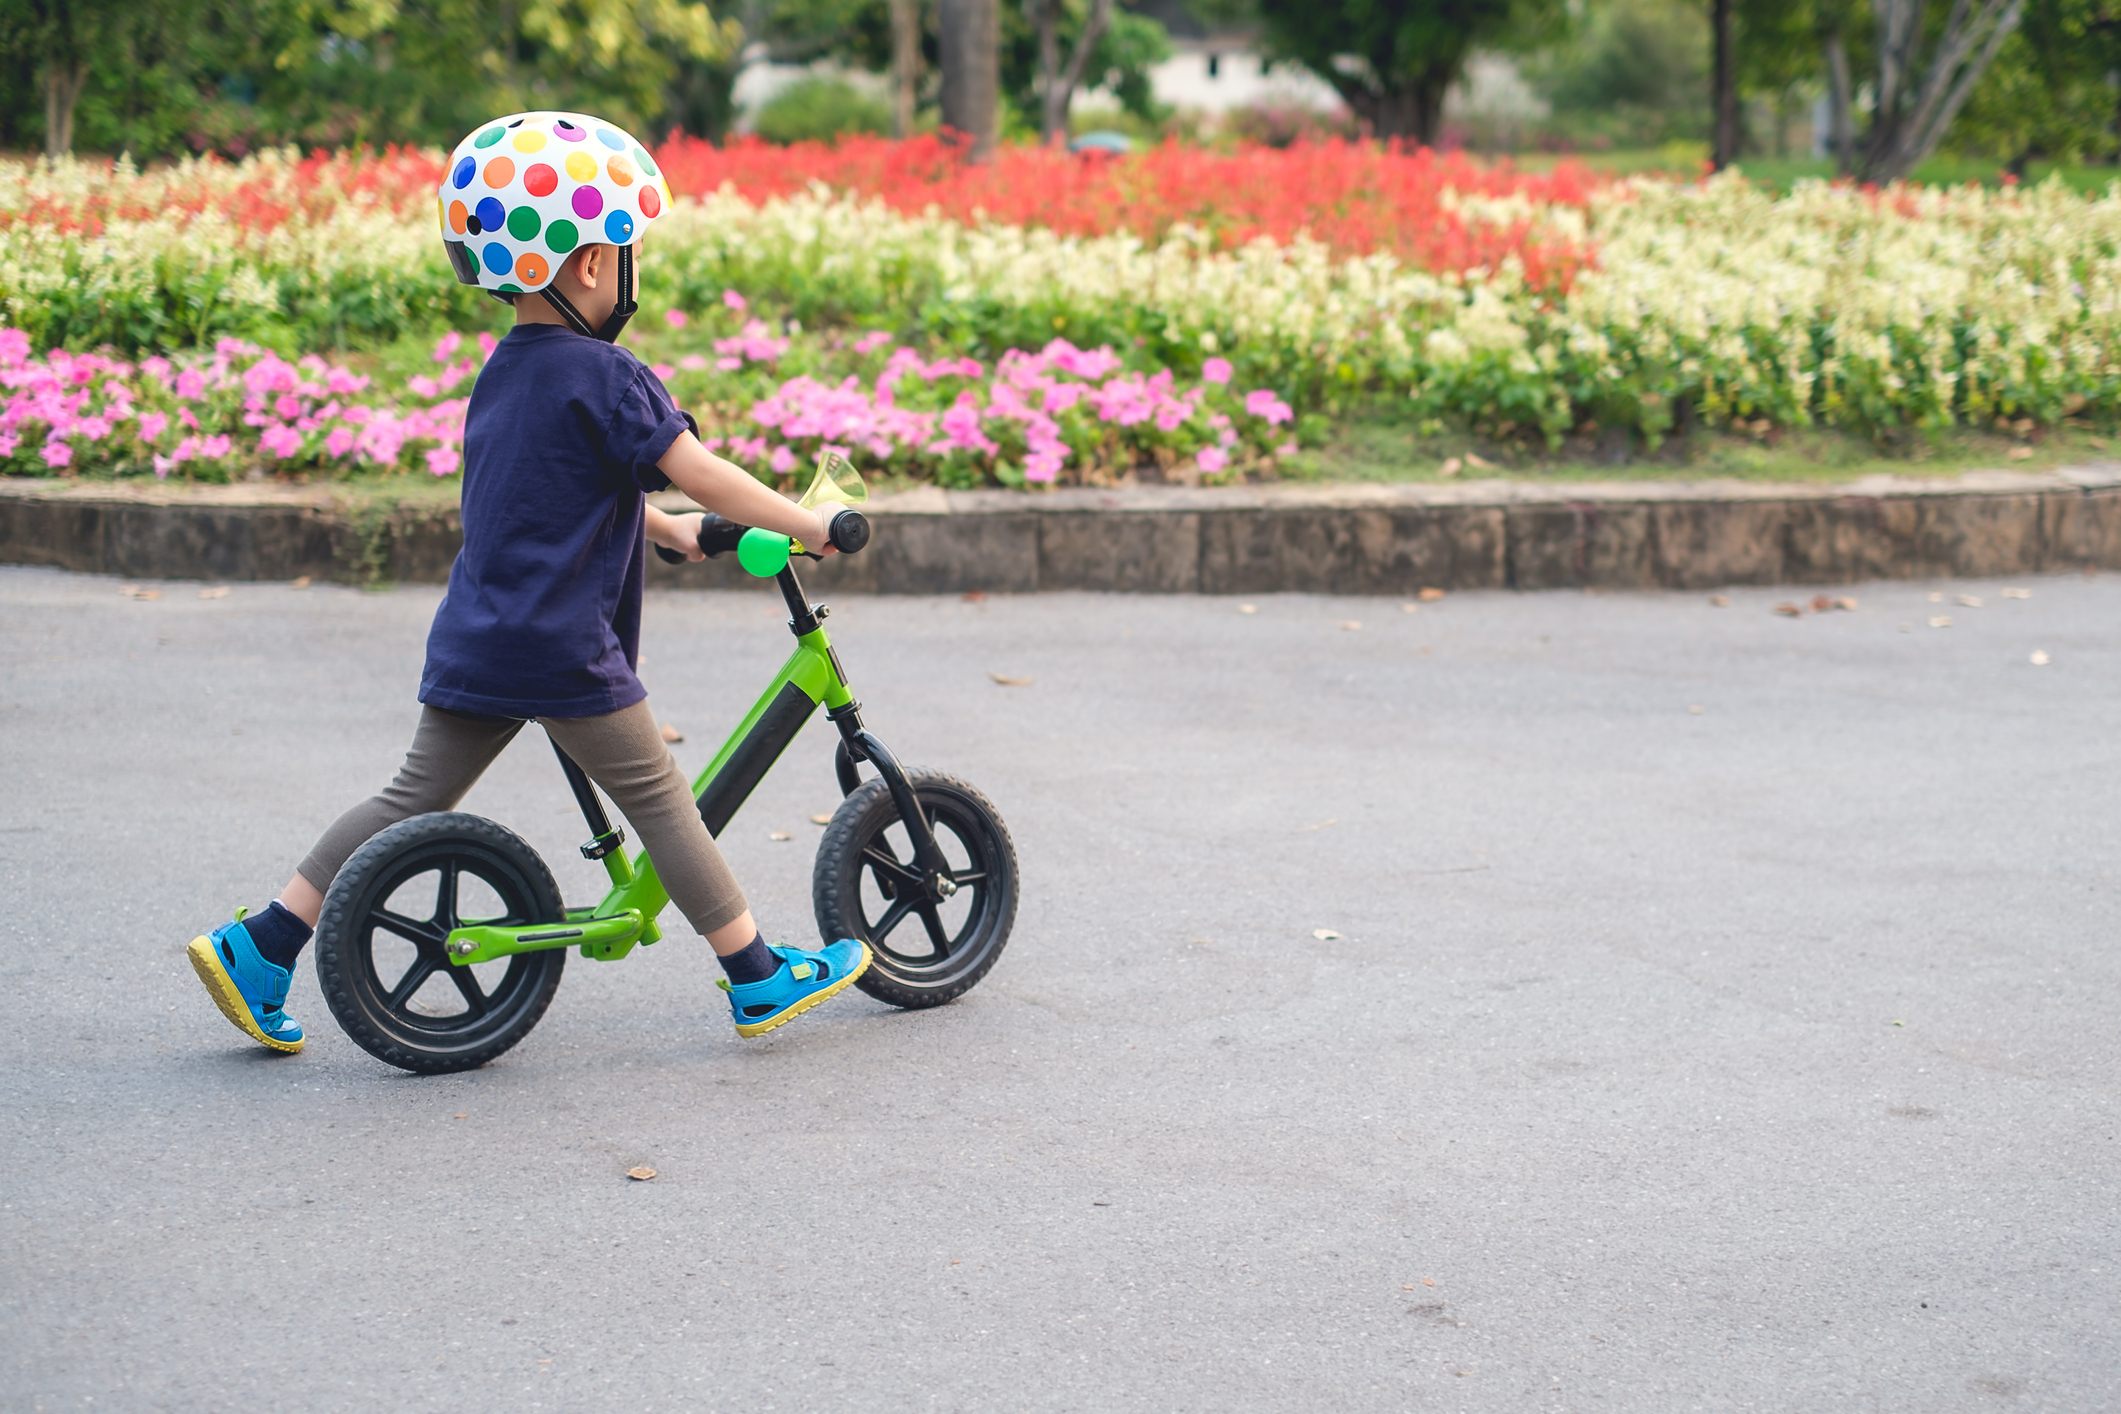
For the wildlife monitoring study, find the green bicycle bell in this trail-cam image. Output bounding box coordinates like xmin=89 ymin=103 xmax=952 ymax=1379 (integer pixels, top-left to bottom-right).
xmin=738 ymin=527 xmax=793 ymax=578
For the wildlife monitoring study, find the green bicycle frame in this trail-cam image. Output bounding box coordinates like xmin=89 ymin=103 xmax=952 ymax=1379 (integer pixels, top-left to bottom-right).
xmin=442 ymin=563 xmax=857 ymax=968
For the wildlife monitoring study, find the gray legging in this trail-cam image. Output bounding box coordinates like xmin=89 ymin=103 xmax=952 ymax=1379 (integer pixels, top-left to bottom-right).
xmin=297 ymin=701 xmax=748 ymax=937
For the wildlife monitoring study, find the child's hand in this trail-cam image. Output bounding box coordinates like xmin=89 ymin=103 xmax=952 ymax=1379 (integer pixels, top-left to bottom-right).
xmin=644 ymin=505 xmax=706 ymax=562
xmin=809 ymin=508 xmax=840 ymax=556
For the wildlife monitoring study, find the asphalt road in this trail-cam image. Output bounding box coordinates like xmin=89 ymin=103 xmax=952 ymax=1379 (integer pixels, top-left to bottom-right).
xmin=1 ymin=563 xmax=2116 ymax=1413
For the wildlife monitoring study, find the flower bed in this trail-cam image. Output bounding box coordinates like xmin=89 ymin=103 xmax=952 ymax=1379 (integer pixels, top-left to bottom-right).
xmin=6 ymin=144 xmax=2121 ymax=489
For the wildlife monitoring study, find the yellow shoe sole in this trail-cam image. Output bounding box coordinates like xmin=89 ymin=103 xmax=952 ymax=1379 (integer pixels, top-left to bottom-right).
xmin=187 ymin=934 xmax=304 ymax=1053
xmin=733 ymin=943 xmax=872 ymax=1039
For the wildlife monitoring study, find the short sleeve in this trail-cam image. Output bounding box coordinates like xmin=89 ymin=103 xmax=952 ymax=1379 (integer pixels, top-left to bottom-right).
xmin=601 ymin=367 xmax=697 ymax=494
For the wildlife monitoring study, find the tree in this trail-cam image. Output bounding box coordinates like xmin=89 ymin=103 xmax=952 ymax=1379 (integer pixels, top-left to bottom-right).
xmin=1710 ymin=0 xmax=1736 ymax=166
xmin=1855 ymin=0 xmax=2023 ymax=180
xmin=889 ymin=0 xmax=922 ymax=135
xmin=1254 ymin=0 xmax=1566 ymax=144
xmin=1025 ymin=0 xmax=1111 ymax=142
xmin=938 ymin=0 xmax=999 ymax=156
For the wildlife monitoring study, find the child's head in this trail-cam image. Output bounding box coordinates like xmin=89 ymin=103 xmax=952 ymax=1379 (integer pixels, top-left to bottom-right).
xmin=437 ymin=110 xmax=672 ymax=342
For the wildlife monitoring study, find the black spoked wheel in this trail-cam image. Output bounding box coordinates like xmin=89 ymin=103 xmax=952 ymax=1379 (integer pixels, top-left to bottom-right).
xmin=814 ymin=771 xmax=1018 ymax=1008
xmin=315 ymin=812 xmax=567 ymax=1074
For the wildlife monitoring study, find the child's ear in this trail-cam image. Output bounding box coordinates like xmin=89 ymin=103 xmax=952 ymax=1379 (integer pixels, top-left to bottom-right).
xmin=573 ymin=245 xmax=602 ymax=290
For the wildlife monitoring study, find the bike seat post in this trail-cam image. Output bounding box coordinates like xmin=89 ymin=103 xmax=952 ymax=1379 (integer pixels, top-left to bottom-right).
xmin=549 ymin=733 xmax=633 ymax=884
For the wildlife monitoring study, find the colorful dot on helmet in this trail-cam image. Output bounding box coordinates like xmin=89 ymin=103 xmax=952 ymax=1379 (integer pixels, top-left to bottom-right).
xmin=515 ymin=252 xmax=550 ymax=286
xmin=545 ymin=219 xmax=580 ymax=254
xmin=474 ymin=196 xmax=506 ymax=231
xmin=638 ymin=185 xmax=661 ymax=219
xmin=512 ymin=129 xmax=548 ymax=153
xmin=564 ymin=152 xmax=597 ymax=182
xmin=473 ymin=126 xmax=506 ymax=149
xmin=632 ymin=147 xmax=658 ymax=176
xmin=595 ymin=128 xmax=626 ymax=150
xmin=571 ymin=186 xmax=604 ymax=220
xmin=482 ymin=243 xmax=513 ymax=277
xmin=483 ymin=156 xmax=515 ymax=189
xmin=553 ymin=120 xmax=587 ymax=142
xmin=452 ymin=156 xmax=476 ymax=189
xmin=498 ymin=282 xmax=523 ymax=294
xmin=607 ymin=156 xmax=635 ymax=187
xmin=523 ymin=163 xmax=558 ymax=198
xmin=603 ymin=211 xmax=634 ymax=243
xmin=506 ymin=205 xmax=541 ymax=241
xmin=448 ymin=200 xmax=469 ymax=234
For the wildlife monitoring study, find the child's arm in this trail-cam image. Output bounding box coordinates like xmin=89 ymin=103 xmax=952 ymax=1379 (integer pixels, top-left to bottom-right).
xmin=655 ymin=432 xmax=836 ymax=554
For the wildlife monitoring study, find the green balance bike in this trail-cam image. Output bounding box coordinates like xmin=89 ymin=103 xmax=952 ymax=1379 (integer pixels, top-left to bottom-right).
xmin=312 ymin=459 xmax=1019 ymax=1074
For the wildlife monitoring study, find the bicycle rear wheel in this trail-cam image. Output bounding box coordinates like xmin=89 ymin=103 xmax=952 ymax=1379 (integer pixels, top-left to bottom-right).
xmin=314 ymin=812 xmax=567 ymax=1074
xmin=813 ymin=771 xmax=1018 ymax=1008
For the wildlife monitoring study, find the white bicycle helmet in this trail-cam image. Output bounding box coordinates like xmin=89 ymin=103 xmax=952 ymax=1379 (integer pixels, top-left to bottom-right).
xmin=437 ymin=111 xmax=674 ymax=341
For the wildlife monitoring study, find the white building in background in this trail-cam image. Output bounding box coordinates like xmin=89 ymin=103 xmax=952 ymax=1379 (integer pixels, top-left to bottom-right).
xmin=1142 ymin=42 xmax=1344 ymax=115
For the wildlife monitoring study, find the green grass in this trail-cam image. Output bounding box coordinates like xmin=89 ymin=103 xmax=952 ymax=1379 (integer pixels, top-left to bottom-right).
xmin=1513 ymin=146 xmax=2121 ymax=193
xmin=1279 ymin=405 xmax=2119 ymax=486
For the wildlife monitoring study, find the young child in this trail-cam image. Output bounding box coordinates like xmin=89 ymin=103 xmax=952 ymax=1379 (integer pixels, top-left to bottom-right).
xmin=187 ymin=111 xmax=868 ymax=1054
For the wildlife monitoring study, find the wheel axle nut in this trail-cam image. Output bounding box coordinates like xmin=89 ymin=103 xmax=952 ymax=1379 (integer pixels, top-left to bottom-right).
xmin=449 ymin=940 xmax=477 ymax=956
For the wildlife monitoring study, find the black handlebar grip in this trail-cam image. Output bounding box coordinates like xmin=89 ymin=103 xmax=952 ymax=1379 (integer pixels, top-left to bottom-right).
xmin=828 ymin=507 xmax=871 ymax=554
xmin=653 ymin=543 xmax=685 ymax=564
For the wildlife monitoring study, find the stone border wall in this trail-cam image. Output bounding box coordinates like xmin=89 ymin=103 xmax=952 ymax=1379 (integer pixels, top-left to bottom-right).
xmin=6 ymin=469 xmax=2120 ymax=594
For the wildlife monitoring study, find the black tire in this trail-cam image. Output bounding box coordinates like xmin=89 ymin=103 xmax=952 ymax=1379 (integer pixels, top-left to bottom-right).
xmin=315 ymin=812 xmax=567 ymax=1074
xmin=813 ymin=771 xmax=1018 ymax=1008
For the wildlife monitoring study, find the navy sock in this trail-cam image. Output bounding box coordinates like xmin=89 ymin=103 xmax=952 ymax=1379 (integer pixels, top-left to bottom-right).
xmin=718 ymin=933 xmax=779 ymax=986
xmin=245 ymin=900 xmax=313 ymax=971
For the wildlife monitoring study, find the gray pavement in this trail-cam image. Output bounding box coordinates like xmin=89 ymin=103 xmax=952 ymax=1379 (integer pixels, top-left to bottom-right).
xmin=1 ymin=564 xmax=2116 ymax=1413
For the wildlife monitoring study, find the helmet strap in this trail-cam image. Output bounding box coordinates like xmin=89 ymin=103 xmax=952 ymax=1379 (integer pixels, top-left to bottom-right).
xmin=537 ymin=244 xmax=637 ymax=344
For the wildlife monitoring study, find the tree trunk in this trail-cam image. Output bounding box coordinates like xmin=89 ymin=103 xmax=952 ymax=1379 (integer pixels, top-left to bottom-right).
xmin=890 ymin=0 xmax=922 ymax=138
xmin=938 ymin=0 xmax=999 ymax=160
xmin=1711 ymin=0 xmax=1738 ymax=168
xmin=1034 ymin=0 xmax=1113 ymax=144
xmin=1823 ymin=31 xmax=1854 ymax=172
xmin=1332 ymin=67 xmax=1450 ymax=145
xmin=43 ymin=59 xmax=85 ymax=158
xmin=1858 ymin=0 xmax=2023 ymax=182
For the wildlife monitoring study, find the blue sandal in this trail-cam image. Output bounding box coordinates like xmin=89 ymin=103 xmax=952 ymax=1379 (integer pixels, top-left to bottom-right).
xmin=187 ymin=910 xmax=305 ymax=1053
xmin=718 ymin=939 xmax=870 ymax=1038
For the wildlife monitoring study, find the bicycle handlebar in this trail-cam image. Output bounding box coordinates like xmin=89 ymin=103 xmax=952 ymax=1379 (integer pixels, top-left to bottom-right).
xmin=653 ymin=505 xmax=870 ymax=567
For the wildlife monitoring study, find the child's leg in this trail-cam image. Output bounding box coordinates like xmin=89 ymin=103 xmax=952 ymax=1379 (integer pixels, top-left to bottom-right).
xmin=541 ymin=701 xmax=870 ymax=1035
xmin=188 ymin=707 xmax=523 ymax=1052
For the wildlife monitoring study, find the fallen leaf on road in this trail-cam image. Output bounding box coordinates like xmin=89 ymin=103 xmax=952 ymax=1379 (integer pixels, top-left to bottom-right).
xmin=1956 ymin=594 xmax=1984 ymax=608
xmin=1890 ymin=1020 xmax=1904 ymax=1027
xmin=2030 ymin=649 xmax=2051 ymax=665
xmin=126 ymin=587 xmax=161 ymax=600
xmin=627 ymin=1166 xmax=657 ymax=1181
xmin=810 ymin=813 xmax=832 ymax=825
xmin=1810 ymin=594 xmax=1834 ymax=612
xmin=961 ymin=591 xmax=987 ymax=603
xmin=1424 ymin=1278 xmax=1437 ymax=1287
xmin=1688 ymin=705 xmax=1704 ymax=714
xmin=290 ymin=576 xmax=312 ymax=589
xmin=990 ymin=673 xmax=1034 ymax=686
xmin=1293 ymin=818 xmax=1337 ymax=833
xmin=1928 ymin=591 xmax=1944 ymax=602
xmin=768 ymin=831 xmax=792 ymax=841
xmin=1439 ymin=457 xmax=1463 ymax=477
xmin=1709 ymin=594 xmax=1730 ymax=607
xmin=453 ymin=1113 xmax=467 ymax=1119
xmin=2008 ymin=445 xmax=2034 ymax=459
xmin=2002 ymin=587 xmax=2032 ymax=599
xmin=1930 ymin=616 xmax=1953 ymax=628
xmin=1835 ymin=596 xmax=1858 ymax=611
xmin=1773 ymin=602 xmax=1802 ymax=617
xmin=660 ymin=722 xmax=684 ymax=743
xmin=1238 ymin=603 xmax=1258 ymax=614
xmin=1340 ymin=620 xmax=1362 ymax=631
xmin=1418 ymin=586 xmax=1446 ymax=601
xmin=1402 ymin=602 xmax=1421 ymax=613
xmin=198 ymin=586 xmax=230 ymax=599
xmin=1312 ymin=928 xmax=1341 ymax=941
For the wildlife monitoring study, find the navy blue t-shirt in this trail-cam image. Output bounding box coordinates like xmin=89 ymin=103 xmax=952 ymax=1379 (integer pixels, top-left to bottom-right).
xmin=419 ymin=324 xmax=696 ymax=719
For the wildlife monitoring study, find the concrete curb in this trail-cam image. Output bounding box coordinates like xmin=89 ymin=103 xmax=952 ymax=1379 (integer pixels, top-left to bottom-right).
xmin=7 ymin=468 xmax=2121 ymax=594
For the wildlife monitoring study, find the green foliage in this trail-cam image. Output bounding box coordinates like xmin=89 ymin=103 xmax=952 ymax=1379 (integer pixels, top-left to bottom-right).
xmin=754 ymin=75 xmax=893 ymax=143
xmin=999 ymin=3 xmax=1174 ymax=127
xmin=1529 ymin=0 xmax=1709 ymax=148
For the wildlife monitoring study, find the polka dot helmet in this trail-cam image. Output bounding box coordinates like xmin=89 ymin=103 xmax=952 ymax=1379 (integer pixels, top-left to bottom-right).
xmin=437 ymin=111 xmax=672 ymax=298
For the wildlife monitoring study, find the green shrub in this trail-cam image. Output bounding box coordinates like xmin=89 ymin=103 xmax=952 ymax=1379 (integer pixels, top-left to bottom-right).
xmin=753 ymin=77 xmax=891 ymax=146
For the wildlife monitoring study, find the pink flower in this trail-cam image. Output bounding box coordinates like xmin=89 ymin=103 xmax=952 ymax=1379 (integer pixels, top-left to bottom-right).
xmin=425 ymin=447 xmax=461 ymax=476
xmin=274 ymin=394 xmax=304 ymax=420
xmin=1245 ymin=389 xmax=1294 ymax=425
xmin=259 ymin=425 xmax=304 ymax=459
xmin=477 ymin=332 xmax=499 ymax=361
xmin=664 ymin=309 xmax=689 ymax=329
xmin=723 ymin=290 xmax=748 ymax=312
xmin=433 ymin=331 xmax=463 ymax=363
xmin=679 ymin=354 xmax=707 ymax=371
xmin=0 ymin=329 xmax=31 ymax=368
xmin=651 ymin=363 xmax=676 ymax=380
xmin=1202 ymin=357 xmax=1233 ymax=385
xmin=198 ymin=434 xmax=233 ymax=459
xmin=716 ymin=356 xmax=741 ymax=371
xmin=175 ymin=370 xmax=207 ymax=400
xmin=853 ymin=331 xmax=894 ymax=355
xmin=768 ymin=444 xmax=797 ymax=474
xmin=1274 ymin=441 xmax=1299 ymax=456
xmin=40 ymin=441 xmax=71 ymax=468
xmin=407 ymin=375 xmax=439 ymax=399
xmin=152 ymin=453 xmax=175 ymax=478
xmin=324 ymin=427 xmax=356 ymax=458
xmin=1196 ymin=446 xmax=1229 ymax=474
